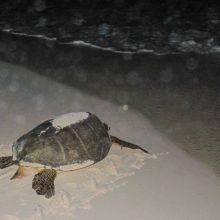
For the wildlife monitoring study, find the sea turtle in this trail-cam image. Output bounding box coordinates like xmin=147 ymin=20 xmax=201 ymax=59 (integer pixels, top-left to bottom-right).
xmin=0 ymin=112 xmax=149 ymax=198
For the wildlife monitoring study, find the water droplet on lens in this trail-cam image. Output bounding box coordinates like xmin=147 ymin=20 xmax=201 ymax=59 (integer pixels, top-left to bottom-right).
xmin=160 ymin=67 xmax=173 ymax=83
xmin=122 ymin=105 xmax=129 ymax=111
xmin=186 ymin=57 xmax=198 ymax=70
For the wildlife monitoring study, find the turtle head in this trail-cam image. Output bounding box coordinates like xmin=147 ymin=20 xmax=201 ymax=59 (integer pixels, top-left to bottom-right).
xmin=12 ymin=139 xmax=27 ymax=161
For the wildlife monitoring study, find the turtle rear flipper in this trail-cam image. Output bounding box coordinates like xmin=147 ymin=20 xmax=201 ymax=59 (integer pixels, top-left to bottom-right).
xmin=0 ymin=156 xmax=14 ymax=169
xmin=32 ymin=169 xmax=57 ymax=199
xmin=111 ymin=136 xmax=149 ymax=154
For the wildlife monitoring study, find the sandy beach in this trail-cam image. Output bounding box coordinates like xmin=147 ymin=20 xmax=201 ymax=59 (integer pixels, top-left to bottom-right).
xmin=0 ymin=61 xmax=220 ymax=220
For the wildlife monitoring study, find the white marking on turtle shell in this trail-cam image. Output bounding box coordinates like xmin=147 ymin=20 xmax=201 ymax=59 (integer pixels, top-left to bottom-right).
xmin=19 ymin=160 xmax=94 ymax=171
xmin=39 ymin=126 xmax=51 ymax=136
xmin=52 ymin=112 xmax=89 ymax=129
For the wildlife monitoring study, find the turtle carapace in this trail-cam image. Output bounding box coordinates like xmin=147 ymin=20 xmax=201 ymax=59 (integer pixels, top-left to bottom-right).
xmin=0 ymin=112 xmax=149 ymax=198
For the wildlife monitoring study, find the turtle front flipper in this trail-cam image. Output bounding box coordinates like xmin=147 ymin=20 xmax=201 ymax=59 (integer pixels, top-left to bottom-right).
xmin=32 ymin=169 xmax=57 ymax=199
xmin=0 ymin=156 xmax=15 ymax=169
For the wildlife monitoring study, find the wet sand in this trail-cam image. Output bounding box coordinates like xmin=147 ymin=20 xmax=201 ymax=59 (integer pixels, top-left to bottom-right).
xmin=92 ymin=84 xmax=220 ymax=176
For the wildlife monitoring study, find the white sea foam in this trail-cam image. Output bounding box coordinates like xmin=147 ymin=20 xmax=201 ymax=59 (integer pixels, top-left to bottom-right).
xmin=2 ymin=29 xmax=57 ymax=41
xmin=2 ymin=28 xmax=220 ymax=55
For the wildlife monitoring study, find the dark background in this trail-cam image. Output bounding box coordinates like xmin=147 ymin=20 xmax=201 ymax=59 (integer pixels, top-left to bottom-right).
xmin=0 ymin=0 xmax=219 ymax=52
